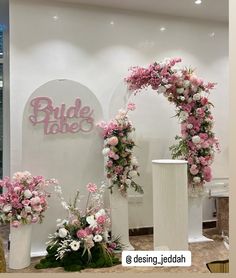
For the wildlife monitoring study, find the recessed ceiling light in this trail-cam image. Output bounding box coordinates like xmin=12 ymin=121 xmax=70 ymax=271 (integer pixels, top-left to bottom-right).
xmin=110 ymin=21 xmax=114 ymax=25
xmin=209 ymin=32 xmax=215 ymax=38
xmin=52 ymin=15 xmax=59 ymax=21
xmin=195 ymin=0 xmax=202 ymax=4
xmin=160 ymin=27 xmax=166 ymax=32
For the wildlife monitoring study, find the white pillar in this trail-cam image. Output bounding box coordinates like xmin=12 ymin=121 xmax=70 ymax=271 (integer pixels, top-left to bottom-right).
xmin=188 ymin=196 xmax=213 ymax=243
xmin=110 ymin=186 xmax=134 ymax=251
xmin=152 ymin=159 xmax=188 ymax=250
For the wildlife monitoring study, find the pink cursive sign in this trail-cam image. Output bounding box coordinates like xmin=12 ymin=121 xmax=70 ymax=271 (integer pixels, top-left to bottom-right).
xmin=29 ymin=97 xmax=95 ymax=135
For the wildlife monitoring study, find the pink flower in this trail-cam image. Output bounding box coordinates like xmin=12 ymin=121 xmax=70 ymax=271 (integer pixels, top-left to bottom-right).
xmin=203 ymin=166 xmax=212 ymax=182
xmin=199 ymin=157 xmax=208 ymax=166
xmin=22 ymin=199 xmax=31 ymax=206
xmin=97 ymin=215 xmax=106 ymax=224
xmin=115 ymin=166 xmax=123 ymax=174
xmin=108 ymin=151 xmax=116 ymax=158
xmin=199 ymin=133 xmax=208 ymax=141
xmin=11 ymin=220 xmax=20 ymax=228
xmin=31 ymin=216 xmax=39 ymax=223
xmin=87 ymin=183 xmax=97 ymax=193
xmin=32 ymin=204 xmax=42 ymax=212
xmin=77 ymin=229 xmax=87 ymax=238
xmin=30 ymin=196 xmax=40 ymax=206
xmin=107 ymin=160 xmax=113 ymax=167
xmin=114 ymin=154 xmax=119 ymax=160
xmin=190 ymin=164 xmax=199 ymax=175
xmin=201 ymin=97 xmax=208 ymax=106
xmin=127 ymin=102 xmax=136 ymax=111
xmin=108 ymin=136 xmax=119 ymax=146
xmin=196 ymin=108 xmax=205 ymax=118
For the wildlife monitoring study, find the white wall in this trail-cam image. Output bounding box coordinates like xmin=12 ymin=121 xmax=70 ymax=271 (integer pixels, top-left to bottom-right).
xmin=9 ymin=0 xmax=228 ymax=229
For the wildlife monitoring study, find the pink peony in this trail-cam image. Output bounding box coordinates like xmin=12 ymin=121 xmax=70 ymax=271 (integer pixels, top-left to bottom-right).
xmin=108 ymin=136 xmax=119 ymax=146
xmin=87 ymin=183 xmax=97 ymax=193
xmin=190 ymin=164 xmax=199 ymax=175
xmin=127 ymin=102 xmax=136 ymax=111
xmin=97 ymin=215 xmax=106 ymax=224
xmin=77 ymin=229 xmax=87 ymax=238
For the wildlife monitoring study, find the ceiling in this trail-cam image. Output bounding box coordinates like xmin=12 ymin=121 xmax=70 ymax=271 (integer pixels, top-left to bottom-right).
xmin=53 ymin=0 xmax=228 ymax=23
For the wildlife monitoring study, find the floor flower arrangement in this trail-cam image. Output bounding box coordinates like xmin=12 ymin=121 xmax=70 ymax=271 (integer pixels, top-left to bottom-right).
xmin=35 ymin=182 xmax=121 ymax=272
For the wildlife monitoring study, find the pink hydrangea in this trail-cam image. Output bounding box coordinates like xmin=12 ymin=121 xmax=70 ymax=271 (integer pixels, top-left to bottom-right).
xmin=86 ymin=183 xmax=97 ymax=193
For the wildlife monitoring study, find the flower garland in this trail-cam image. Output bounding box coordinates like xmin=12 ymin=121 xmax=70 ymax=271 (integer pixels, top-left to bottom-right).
xmin=98 ymin=103 xmax=143 ymax=196
xmin=125 ymin=58 xmax=220 ymax=195
xmin=35 ymin=182 xmax=121 ymax=271
xmin=0 ymin=171 xmax=57 ymax=227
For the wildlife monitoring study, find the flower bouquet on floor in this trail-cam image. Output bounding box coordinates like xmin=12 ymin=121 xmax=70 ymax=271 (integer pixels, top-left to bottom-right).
xmin=35 ymin=182 xmax=122 ymax=272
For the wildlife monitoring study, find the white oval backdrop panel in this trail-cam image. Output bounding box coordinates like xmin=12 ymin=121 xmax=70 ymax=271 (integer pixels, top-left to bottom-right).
xmin=22 ymin=79 xmax=104 ymax=256
xmin=109 ymin=82 xmax=179 ymax=228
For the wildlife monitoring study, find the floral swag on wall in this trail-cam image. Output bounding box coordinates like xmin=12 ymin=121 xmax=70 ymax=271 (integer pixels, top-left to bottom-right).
xmin=125 ymin=57 xmax=220 ymax=196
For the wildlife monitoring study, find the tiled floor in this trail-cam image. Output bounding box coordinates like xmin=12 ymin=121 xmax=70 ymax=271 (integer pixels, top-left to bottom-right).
xmin=0 ymin=225 xmax=229 ymax=273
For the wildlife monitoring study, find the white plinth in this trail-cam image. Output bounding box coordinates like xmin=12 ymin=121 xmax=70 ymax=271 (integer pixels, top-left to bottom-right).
xmin=110 ymin=186 xmax=134 ymax=251
xmin=9 ymin=224 xmax=32 ymax=269
xmin=152 ymin=159 xmax=188 ymax=250
xmin=188 ymin=196 xmax=213 ymax=243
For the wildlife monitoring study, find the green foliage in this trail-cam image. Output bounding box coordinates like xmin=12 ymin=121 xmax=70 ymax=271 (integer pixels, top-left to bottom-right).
xmin=169 ymin=136 xmax=188 ymax=159
xmin=35 ymin=243 xmax=121 ymax=272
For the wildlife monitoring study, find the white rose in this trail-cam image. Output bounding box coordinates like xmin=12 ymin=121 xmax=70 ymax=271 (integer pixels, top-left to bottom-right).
xmin=25 ymin=206 xmax=32 ymax=213
xmin=193 ymin=177 xmax=201 ymax=184
xmin=24 ymin=189 xmax=33 ymax=199
xmin=183 ymin=80 xmax=190 ymax=88
xmin=176 ymin=88 xmax=184 ymax=94
xmin=158 ymin=85 xmax=166 ymax=94
xmin=16 ymin=215 xmax=21 ymax=220
xmin=70 ymin=240 xmax=80 ymax=251
xmin=102 ymin=148 xmax=110 ymax=156
xmin=129 ymin=170 xmax=137 ymax=178
xmin=179 ymin=111 xmax=188 ymax=121
xmin=3 ymin=204 xmax=12 ymax=213
xmin=58 ymin=228 xmax=68 ymax=238
xmin=131 ymin=157 xmax=138 ymax=166
xmin=192 ymin=135 xmax=201 ymax=144
xmin=180 ymin=96 xmax=185 ymax=101
xmin=193 ymin=93 xmax=201 ymax=101
xmin=93 ymin=234 xmax=103 ymax=242
xmin=187 ymin=124 xmax=193 ymax=129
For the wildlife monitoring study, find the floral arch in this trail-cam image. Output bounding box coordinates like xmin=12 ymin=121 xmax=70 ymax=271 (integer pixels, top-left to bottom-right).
xmin=124 ymin=58 xmax=220 ymax=196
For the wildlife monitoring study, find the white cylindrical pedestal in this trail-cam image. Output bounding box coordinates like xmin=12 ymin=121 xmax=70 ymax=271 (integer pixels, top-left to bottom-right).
xmin=9 ymin=224 xmax=32 ymax=269
xmin=188 ymin=196 xmax=213 ymax=243
xmin=152 ymin=159 xmax=188 ymax=250
xmin=110 ymin=186 xmax=134 ymax=251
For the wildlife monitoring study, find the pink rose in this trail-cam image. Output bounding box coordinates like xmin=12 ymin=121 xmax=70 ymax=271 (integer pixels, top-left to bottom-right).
xmin=107 ymin=160 xmax=113 ymax=167
xmin=196 ymin=108 xmax=205 ymax=118
xmin=127 ymin=102 xmax=136 ymax=111
xmin=31 ymin=216 xmax=39 ymax=223
xmin=114 ymin=154 xmax=119 ymax=160
xmin=86 ymin=183 xmax=97 ymax=193
xmin=77 ymin=229 xmax=87 ymax=238
xmin=108 ymin=136 xmax=119 ymax=146
xmin=22 ymin=199 xmax=31 ymax=206
xmin=203 ymin=166 xmax=212 ymax=182
xmin=97 ymin=215 xmax=106 ymax=224
xmin=190 ymin=164 xmax=199 ymax=175
xmin=199 ymin=157 xmax=208 ymax=166
xmin=108 ymin=151 xmax=116 ymax=158
xmin=12 ymin=220 xmax=20 ymax=228
xmin=199 ymin=133 xmax=208 ymax=141
xmin=201 ymin=97 xmax=208 ymax=106
xmin=32 ymin=204 xmax=42 ymax=212
xmin=114 ymin=166 xmax=123 ymax=174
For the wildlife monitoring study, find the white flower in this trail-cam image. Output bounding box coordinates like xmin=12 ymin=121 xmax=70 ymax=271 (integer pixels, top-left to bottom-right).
xmin=57 ymin=219 xmax=68 ymax=228
xmin=192 ymin=135 xmax=201 ymax=144
xmin=16 ymin=215 xmax=21 ymax=220
xmin=86 ymin=215 xmax=97 ymax=228
xmin=58 ymin=228 xmax=68 ymax=238
xmin=193 ymin=177 xmax=201 ymax=184
xmin=70 ymin=240 xmax=80 ymax=251
xmin=24 ymin=189 xmax=33 ymax=199
xmin=13 ymin=186 xmax=21 ymax=193
xmin=129 ymin=170 xmax=138 ymax=178
xmin=179 ymin=111 xmax=188 ymax=121
xmin=95 ymin=209 xmax=106 ymax=219
xmin=180 ymin=96 xmax=185 ymax=101
xmin=125 ymin=179 xmax=132 ymax=186
xmin=187 ymin=124 xmax=193 ymax=129
xmin=183 ymin=80 xmax=190 ymax=88
xmin=3 ymin=204 xmax=12 ymax=213
xmin=158 ymin=85 xmax=166 ymax=94
xmin=102 ymin=148 xmax=110 ymax=156
xmin=193 ymin=93 xmax=201 ymax=101
xmin=25 ymin=206 xmax=32 ymax=213
xmin=93 ymin=234 xmax=103 ymax=242
xmin=30 ymin=196 xmax=40 ymax=205
xmin=188 ymin=97 xmax=193 ymax=103
xmin=192 ymin=86 xmax=198 ymax=93
xmin=131 ymin=157 xmax=138 ymax=166
xmin=176 ymin=88 xmax=184 ymax=94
